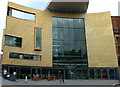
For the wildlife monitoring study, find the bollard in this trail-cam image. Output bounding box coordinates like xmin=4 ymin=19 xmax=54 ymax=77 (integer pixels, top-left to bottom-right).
xmin=25 ymin=76 xmax=28 ymax=83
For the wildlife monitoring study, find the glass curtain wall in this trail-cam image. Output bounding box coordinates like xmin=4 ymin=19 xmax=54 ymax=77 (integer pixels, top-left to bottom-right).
xmin=2 ymin=65 xmax=118 ymax=80
xmin=52 ymin=17 xmax=88 ymax=67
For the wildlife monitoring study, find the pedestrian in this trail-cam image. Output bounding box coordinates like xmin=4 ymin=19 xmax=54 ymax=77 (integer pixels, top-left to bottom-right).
xmin=13 ymin=71 xmax=17 ymax=82
xmin=59 ymin=74 xmax=64 ymax=83
xmin=25 ymin=76 xmax=28 ymax=83
xmin=3 ymin=69 xmax=7 ymax=79
xmin=6 ymin=72 xmax=10 ymax=80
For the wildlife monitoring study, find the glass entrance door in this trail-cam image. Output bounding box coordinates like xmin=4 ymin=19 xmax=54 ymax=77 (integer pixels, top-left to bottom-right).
xmin=20 ymin=67 xmax=31 ymax=79
xmin=31 ymin=68 xmax=42 ymax=79
xmin=9 ymin=66 xmax=20 ymax=78
xmin=65 ymin=69 xmax=77 ymax=79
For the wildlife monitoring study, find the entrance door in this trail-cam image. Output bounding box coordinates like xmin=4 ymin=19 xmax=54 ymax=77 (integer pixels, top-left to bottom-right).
xmin=20 ymin=67 xmax=31 ymax=79
xmin=31 ymin=68 xmax=42 ymax=78
xmin=65 ymin=69 xmax=77 ymax=79
xmin=52 ymin=69 xmax=59 ymax=79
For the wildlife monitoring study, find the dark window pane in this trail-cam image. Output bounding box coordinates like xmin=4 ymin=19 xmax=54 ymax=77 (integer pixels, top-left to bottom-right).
xmin=5 ymin=35 xmax=22 ymax=47
xmin=58 ymin=41 xmax=63 ymax=50
xmin=29 ymin=55 xmax=34 ymax=60
xmin=9 ymin=52 xmax=14 ymax=58
xmin=23 ymin=54 xmax=30 ymax=60
xmin=36 ymin=28 xmax=42 ymax=49
xmin=63 ymin=28 xmax=68 ymax=41
xmin=73 ymin=19 xmax=80 ymax=29
xmin=79 ymin=19 xmax=85 ymax=29
xmin=57 ymin=18 xmax=62 ymax=28
xmin=89 ymin=69 xmax=95 ymax=79
xmin=16 ymin=38 xmax=22 ymax=47
xmin=9 ymin=52 xmax=41 ymax=60
xmin=53 ymin=48 xmax=58 ymax=57
xmin=80 ymin=29 xmax=86 ymax=40
xmin=37 ymin=56 xmax=41 ymax=60
xmin=95 ymin=69 xmax=101 ymax=79
xmin=74 ymin=29 xmax=80 ymax=41
xmin=108 ymin=69 xmax=115 ymax=79
xmin=58 ymin=28 xmax=63 ymax=40
xmin=74 ymin=41 xmax=81 ymax=57
xmin=68 ymin=19 xmax=73 ymax=28
xmin=63 ymin=18 xmax=68 ymax=28
xmin=102 ymin=69 xmax=108 ymax=79
xmin=52 ymin=17 xmax=57 ymax=27
xmin=9 ymin=53 xmax=19 ymax=59
xmin=33 ymin=55 xmax=38 ymax=60
xmin=77 ymin=70 xmax=83 ymax=79
xmin=58 ymin=49 xmax=64 ymax=57
xmin=68 ymin=29 xmax=74 ymax=41
xmin=5 ymin=36 xmax=9 ymax=46
xmin=83 ymin=69 xmax=88 ymax=79
xmin=69 ymin=41 xmax=75 ymax=56
xmin=63 ymin=41 xmax=70 ymax=57
xmin=58 ymin=41 xmax=64 ymax=57
xmin=53 ymin=40 xmax=58 ymax=46
xmin=53 ymin=28 xmax=58 ymax=40
xmin=80 ymin=41 xmax=87 ymax=56
xmin=9 ymin=36 xmax=14 ymax=46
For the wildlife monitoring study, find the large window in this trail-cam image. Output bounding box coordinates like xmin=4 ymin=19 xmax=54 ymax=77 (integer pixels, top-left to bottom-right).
xmin=7 ymin=7 xmax=35 ymax=21
xmin=5 ymin=35 xmax=22 ymax=47
xmin=35 ymin=28 xmax=42 ymax=50
xmin=52 ymin=17 xmax=88 ymax=67
xmin=9 ymin=52 xmax=41 ymax=61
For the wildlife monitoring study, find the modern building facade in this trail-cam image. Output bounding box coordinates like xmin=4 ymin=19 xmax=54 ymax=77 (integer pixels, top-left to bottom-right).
xmin=1 ymin=1 xmax=118 ymax=80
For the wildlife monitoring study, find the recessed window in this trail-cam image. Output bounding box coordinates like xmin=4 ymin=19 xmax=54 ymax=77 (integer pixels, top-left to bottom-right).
xmin=7 ymin=7 xmax=35 ymax=21
xmin=5 ymin=35 xmax=22 ymax=47
xmin=35 ymin=28 xmax=42 ymax=50
xmin=9 ymin=52 xmax=41 ymax=61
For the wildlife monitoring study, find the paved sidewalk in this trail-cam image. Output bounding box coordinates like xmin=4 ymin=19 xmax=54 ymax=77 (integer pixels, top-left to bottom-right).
xmin=2 ymin=78 xmax=119 ymax=85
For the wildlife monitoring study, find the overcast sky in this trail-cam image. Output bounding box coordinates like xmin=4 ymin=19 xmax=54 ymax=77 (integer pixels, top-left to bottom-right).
xmin=0 ymin=0 xmax=120 ymax=54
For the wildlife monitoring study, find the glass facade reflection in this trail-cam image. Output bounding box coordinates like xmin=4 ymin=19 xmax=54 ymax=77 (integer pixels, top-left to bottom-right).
xmin=52 ymin=17 xmax=88 ymax=67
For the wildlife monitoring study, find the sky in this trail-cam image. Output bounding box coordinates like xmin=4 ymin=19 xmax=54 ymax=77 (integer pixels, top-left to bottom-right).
xmin=0 ymin=0 xmax=120 ymax=54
